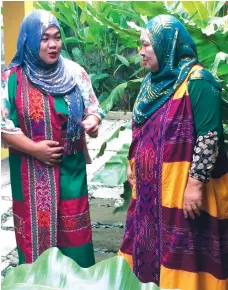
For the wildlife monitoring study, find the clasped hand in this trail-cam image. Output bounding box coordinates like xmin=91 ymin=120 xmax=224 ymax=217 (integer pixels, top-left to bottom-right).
xmin=32 ymin=115 xmax=100 ymax=166
xmin=31 ymin=140 xmax=63 ymax=167
xmin=82 ymin=115 xmax=100 ymax=138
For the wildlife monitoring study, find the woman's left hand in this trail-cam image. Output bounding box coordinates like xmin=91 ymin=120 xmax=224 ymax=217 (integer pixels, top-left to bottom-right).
xmin=82 ymin=115 xmax=100 ymax=138
xmin=183 ymin=176 xmax=204 ymax=220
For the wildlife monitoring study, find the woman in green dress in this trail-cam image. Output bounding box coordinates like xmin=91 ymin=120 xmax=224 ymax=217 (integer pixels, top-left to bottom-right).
xmin=1 ymin=10 xmax=104 ymax=266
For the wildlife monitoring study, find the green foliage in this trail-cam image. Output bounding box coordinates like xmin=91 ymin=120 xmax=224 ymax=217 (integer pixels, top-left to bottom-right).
xmin=181 ymin=1 xmax=209 ymax=28
xmin=96 ymin=121 xmax=132 ymax=158
xmin=101 ymin=78 xmax=143 ymax=113
xmin=92 ymin=143 xmax=130 ymax=186
xmin=1 ymin=248 xmax=160 ymax=290
xmin=113 ymin=181 xmax=132 ymax=214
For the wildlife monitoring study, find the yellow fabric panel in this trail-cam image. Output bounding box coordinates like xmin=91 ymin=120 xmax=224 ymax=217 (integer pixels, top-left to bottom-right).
xmin=173 ymin=64 xmax=202 ymax=100
xmin=129 ymin=158 xmax=136 ymax=200
xmin=162 ymin=161 xmax=190 ymax=209
xmin=160 ymin=265 xmax=228 ymax=290
xmin=117 ymin=250 xmax=133 ymax=269
xmin=162 ymin=162 xmax=228 ymax=219
xmin=204 ymin=172 xmax=228 ymax=219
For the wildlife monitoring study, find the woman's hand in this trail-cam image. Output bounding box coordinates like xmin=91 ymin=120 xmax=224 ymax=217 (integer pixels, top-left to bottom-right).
xmin=31 ymin=140 xmax=63 ymax=167
xmin=1 ymin=133 xmax=63 ymax=167
xmin=82 ymin=115 xmax=100 ymax=138
xmin=127 ymin=162 xmax=134 ymax=188
xmin=183 ymin=176 xmax=204 ymax=219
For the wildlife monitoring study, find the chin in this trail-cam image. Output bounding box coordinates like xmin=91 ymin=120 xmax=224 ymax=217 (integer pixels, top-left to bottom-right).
xmin=144 ymin=63 xmax=159 ymax=72
xmin=149 ymin=65 xmax=159 ymax=73
xmin=144 ymin=65 xmax=153 ymax=72
xmin=46 ymin=58 xmax=58 ymax=65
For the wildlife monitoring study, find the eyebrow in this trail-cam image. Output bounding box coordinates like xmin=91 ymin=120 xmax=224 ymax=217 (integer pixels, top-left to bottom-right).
xmin=42 ymin=31 xmax=61 ymax=37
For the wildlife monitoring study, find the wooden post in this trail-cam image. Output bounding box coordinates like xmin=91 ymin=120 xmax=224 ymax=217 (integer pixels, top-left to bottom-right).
xmin=1 ymin=1 xmax=33 ymax=159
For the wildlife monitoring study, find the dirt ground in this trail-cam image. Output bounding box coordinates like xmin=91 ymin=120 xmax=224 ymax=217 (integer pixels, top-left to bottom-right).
xmin=89 ymin=198 xmax=127 ymax=263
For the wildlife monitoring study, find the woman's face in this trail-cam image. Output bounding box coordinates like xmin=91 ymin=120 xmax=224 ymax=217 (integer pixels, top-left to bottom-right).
xmin=39 ymin=26 xmax=62 ymax=64
xmin=139 ymin=29 xmax=159 ymax=72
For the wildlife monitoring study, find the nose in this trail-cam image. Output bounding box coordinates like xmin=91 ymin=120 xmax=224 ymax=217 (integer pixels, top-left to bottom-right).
xmin=48 ymin=39 xmax=57 ymax=48
xmin=139 ymin=47 xmax=145 ymax=56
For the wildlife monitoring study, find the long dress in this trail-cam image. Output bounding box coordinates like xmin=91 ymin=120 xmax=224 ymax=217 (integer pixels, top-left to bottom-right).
xmin=1 ymin=65 xmax=99 ymax=267
xmin=119 ymin=65 xmax=228 ymax=289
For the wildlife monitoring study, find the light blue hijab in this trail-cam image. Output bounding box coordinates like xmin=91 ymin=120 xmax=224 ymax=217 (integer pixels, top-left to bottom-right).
xmin=8 ymin=9 xmax=83 ymax=153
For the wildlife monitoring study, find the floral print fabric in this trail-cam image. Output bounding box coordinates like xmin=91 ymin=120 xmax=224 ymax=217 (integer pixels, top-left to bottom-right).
xmin=189 ymin=131 xmax=219 ymax=182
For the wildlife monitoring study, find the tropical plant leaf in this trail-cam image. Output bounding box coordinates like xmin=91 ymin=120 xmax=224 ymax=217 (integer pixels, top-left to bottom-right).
xmin=90 ymin=73 xmax=110 ymax=89
xmin=113 ymin=181 xmax=132 ymax=214
xmin=211 ymin=52 xmax=228 ymax=78
xmin=35 ymin=1 xmax=52 ymax=11
xmin=185 ymin=25 xmax=226 ymax=79
xmin=92 ymin=143 xmax=130 ymax=186
xmin=98 ymin=92 xmax=109 ymax=104
xmin=72 ymin=47 xmax=84 ymax=65
xmin=61 ymin=50 xmax=72 ymax=60
xmin=91 ymin=73 xmax=110 ymax=83
xmin=101 ymin=82 xmax=128 ymax=113
xmin=115 ymin=54 xmax=130 ymax=67
xmin=76 ymin=2 xmax=140 ymax=38
xmin=129 ymin=67 xmax=145 ymax=79
xmin=1 ymin=247 xmax=160 ymax=290
xmin=51 ymin=11 xmax=76 ymax=31
xmin=128 ymin=54 xmax=142 ymax=65
xmin=127 ymin=21 xmax=143 ymax=32
xmin=206 ymin=1 xmax=226 ymax=17
xmin=132 ymin=1 xmax=168 ymax=17
xmin=223 ymin=123 xmax=228 ymax=137
xmin=55 ymin=3 xmax=75 ymax=26
xmin=101 ymin=78 xmax=143 ymax=113
xmin=181 ymin=1 xmax=209 ymax=28
xmin=96 ymin=122 xmax=132 ymax=158
xmin=65 ymin=36 xmax=82 ymax=43
xmin=202 ymin=15 xmax=228 ymax=35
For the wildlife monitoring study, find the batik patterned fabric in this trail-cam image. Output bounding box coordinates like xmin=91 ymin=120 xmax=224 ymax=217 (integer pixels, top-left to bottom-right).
xmin=119 ymin=65 xmax=228 ymax=290
xmin=4 ymin=67 xmax=95 ymax=267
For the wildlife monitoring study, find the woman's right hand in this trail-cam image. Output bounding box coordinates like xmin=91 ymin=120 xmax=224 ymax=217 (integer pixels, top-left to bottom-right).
xmin=31 ymin=140 xmax=63 ymax=166
xmin=127 ymin=162 xmax=134 ymax=188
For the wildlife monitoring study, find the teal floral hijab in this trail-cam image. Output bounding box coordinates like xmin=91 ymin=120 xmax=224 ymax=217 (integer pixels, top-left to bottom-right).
xmin=133 ymin=15 xmax=198 ymax=124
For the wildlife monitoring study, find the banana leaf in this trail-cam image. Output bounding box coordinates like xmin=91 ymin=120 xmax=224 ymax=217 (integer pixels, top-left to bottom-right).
xmin=132 ymin=1 xmax=168 ymax=18
xmin=113 ymin=181 xmax=132 ymax=214
xmin=96 ymin=122 xmax=132 ymax=158
xmin=101 ymin=78 xmax=143 ymax=113
xmin=1 ymin=247 xmax=162 ymax=290
xmin=76 ymin=2 xmax=140 ymax=38
xmin=181 ymin=1 xmax=209 ymax=28
xmin=92 ymin=143 xmax=130 ymax=186
xmin=206 ymin=1 xmax=226 ymax=17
